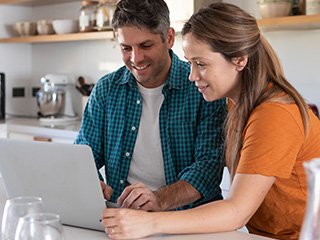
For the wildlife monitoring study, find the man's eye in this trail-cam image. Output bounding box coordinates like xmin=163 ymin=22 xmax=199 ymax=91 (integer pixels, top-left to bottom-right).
xmin=141 ymin=45 xmax=152 ymax=49
xmin=121 ymin=47 xmax=131 ymax=52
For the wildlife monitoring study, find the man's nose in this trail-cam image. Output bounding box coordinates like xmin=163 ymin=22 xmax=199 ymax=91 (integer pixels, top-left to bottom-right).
xmin=130 ymin=48 xmax=144 ymax=64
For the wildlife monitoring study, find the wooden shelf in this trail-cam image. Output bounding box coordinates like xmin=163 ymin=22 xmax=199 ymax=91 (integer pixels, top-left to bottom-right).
xmin=0 ymin=0 xmax=78 ymax=6
xmin=0 ymin=31 xmax=115 ymax=43
xmin=257 ymin=14 xmax=320 ymax=31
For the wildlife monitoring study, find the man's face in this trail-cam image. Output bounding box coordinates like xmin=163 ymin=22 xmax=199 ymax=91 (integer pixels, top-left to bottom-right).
xmin=116 ymin=26 xmax=174 ymax=88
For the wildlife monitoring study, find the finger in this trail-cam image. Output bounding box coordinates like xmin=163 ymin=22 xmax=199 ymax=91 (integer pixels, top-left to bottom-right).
xmin=117 ymin=185 xmax=135 ymax=207
xmin=103 ymin=185 xmax=113 ymax=200
xmin=128 ymin=193 xmax=151 ymax=210
xmin=102 ymin=218 xmax=117 ymax=228
xmin=117 ymin=182 xmax=146 ymax=205
xmin=100 ymin=181 xmax=113 ymax=200
xmin=117 ymin=183 xmax=143 ymax=207
xmin=121 ymin=188 xmax=144 ymax=208
xmin=102 ymin=208 xmax=119 ymax=219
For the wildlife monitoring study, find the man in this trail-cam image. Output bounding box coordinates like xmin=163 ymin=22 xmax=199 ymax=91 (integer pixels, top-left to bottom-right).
xmin=75 ymin=0 xmax=226 ymax=211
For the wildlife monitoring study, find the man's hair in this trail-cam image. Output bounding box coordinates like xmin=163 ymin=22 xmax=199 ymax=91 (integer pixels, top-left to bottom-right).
xmin=112 ymin=0 xmax=170 ymax=41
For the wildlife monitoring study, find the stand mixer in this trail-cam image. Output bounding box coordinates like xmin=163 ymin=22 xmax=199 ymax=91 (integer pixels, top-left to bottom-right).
xmin=36 ymin=73 xmax=78 ymax=123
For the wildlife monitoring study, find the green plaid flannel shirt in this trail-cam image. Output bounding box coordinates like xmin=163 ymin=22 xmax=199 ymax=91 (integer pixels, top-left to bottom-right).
xmin=75 ymin=51 xmax=227 ymax=209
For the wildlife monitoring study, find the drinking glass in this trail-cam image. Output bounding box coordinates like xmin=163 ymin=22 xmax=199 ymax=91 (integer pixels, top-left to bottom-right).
xmin=1 ymin=196 xmax=43 ymax=240
xmin=15 ymin=213 xmax=64 ymax=240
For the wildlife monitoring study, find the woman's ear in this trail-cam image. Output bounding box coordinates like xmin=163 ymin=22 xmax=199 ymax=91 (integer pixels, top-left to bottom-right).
xmin=232 ymin=55 xmax=248 ymax=71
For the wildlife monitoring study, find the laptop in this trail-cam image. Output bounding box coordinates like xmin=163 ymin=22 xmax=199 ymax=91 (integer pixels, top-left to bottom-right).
xmin=0 ymin=138 xmax=106 ymax=231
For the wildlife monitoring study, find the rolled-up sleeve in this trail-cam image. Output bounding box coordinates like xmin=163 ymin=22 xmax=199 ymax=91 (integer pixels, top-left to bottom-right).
xmin=179 ymin=98 xmax=227 ymax=207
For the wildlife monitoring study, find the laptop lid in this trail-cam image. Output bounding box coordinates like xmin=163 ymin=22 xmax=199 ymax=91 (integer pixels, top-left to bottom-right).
xmin=0 ymin=139 xmax=106 ymax=231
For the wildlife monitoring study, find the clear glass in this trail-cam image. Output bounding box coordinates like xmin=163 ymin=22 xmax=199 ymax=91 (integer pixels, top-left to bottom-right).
xmin=96 ymin=0 xmax=116 ymax=31
xmin=300 ymin=158 xmax=320 ymax=240
xmin=1 ymin=197 xmax=43 ymax=240
xmin=79 ymin=0 xmax=98 ymax=32
xmin=15 ymin=213 xmax=64 ymax=240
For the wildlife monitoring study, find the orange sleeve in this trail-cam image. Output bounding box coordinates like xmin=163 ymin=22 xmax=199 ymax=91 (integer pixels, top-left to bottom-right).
xmin=237 ymin=103 xmax=305 ymax=178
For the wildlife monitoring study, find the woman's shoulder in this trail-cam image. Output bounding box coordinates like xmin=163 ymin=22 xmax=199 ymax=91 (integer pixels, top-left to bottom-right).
xmin=252 ymin=101 xmax=300 ymax=120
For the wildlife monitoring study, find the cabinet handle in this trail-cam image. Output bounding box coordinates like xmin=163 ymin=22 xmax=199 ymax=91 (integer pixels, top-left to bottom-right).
xmin=33 ymin=136 xmax=52 ymax=142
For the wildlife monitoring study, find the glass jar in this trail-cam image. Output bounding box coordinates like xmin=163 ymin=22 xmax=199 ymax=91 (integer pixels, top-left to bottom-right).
xmin=299 ymin=158 xmax=320 ymax=240
xmin=96 ymin=0 xmax=116 ymax=31
xmin=79 ymin=0 xmax=99 ymax=32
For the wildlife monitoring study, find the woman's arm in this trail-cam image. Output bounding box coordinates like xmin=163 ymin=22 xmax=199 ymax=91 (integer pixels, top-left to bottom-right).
xmin=101 ymin=173 xmax=275 ymax=239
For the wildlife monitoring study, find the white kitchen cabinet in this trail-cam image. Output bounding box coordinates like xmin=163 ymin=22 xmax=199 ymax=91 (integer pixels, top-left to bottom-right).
xmin=0 ymin=123 xmax=7 ymax=138
xmin=4 ymin=118 xmax=80 ymax=144
xmin=7 ymin=131 xmax=75 ymax=143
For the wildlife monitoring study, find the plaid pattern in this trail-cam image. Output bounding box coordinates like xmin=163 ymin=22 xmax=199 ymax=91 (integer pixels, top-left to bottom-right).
xmin=75 ymin=51 xmax=227 ymax=209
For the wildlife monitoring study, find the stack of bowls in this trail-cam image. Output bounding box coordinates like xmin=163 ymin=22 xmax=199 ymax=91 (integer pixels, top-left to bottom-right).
xmin=257 ymin=0 xmax=292 ymax=18
xmin=15 ymin=21 xmax=37 ymax=36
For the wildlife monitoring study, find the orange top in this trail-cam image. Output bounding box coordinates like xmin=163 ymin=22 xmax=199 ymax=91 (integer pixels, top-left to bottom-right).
xmin=237 ymin=101 xmax=320 ymax=239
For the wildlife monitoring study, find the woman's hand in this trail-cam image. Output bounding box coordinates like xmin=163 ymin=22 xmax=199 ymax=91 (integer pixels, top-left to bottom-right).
xmin=101 ymin=208 xmax=156 ymax=239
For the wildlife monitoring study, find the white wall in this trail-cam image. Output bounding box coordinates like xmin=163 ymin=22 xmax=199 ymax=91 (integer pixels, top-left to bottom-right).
xmin=225 ymin=0 xmax=320 ymax=108
xmin=0 ymin=1 xmax=320 ymax=117
xmin=0 ymin=5 xmax=33 ymax=116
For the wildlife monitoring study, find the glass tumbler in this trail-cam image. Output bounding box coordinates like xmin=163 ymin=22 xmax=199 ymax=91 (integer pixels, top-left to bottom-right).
xmin=15 ymin=213 xmax=64 ymax=240
xmin=1 ymin=196 xmax=43 ymax=240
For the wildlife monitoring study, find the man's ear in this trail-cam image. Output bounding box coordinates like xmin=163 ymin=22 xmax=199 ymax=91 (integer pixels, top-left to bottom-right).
xmin=232 ymin=55 xmax=248 ymax=71
xmin=166 ymin=27 xmax=175 ymax=48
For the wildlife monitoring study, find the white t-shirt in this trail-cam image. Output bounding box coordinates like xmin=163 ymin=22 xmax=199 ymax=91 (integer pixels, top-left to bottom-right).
xmin=127 ymin=83 xmax=166 ymax=190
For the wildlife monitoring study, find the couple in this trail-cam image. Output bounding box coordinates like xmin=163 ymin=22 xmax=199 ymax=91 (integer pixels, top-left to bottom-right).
xmin=75 ymin=1 xmax=320 ymax=239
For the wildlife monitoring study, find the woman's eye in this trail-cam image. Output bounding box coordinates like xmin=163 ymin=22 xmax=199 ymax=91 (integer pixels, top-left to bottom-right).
xmin=196 ymin=61 xmax=205 ymax=67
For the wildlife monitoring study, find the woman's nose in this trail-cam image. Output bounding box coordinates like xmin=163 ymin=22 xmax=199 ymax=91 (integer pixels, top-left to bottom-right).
xmin=188 ymin=67 xmax=199 ymax=82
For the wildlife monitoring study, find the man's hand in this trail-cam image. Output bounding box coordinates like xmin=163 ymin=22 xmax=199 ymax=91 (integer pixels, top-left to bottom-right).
xmin=117 ymin=182 xmax=161 ymax=211
xmin=100 ymin=181 xmax=113 ymax=200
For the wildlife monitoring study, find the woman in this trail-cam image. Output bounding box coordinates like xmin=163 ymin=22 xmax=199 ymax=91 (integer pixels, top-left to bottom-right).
xmin=101 ymin=3 xmax=320 ymax=239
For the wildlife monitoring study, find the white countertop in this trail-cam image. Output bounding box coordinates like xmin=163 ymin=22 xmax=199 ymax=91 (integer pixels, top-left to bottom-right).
xmin=0 ymin=179 xmax=272 ymax=240
xmin=0 ymin=117 xmax=81 ymax=140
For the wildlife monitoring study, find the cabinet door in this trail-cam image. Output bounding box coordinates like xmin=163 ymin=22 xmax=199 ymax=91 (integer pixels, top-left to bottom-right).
xmin=0 ymin=130 xmax=7 ymax=138
xmin=8 ymin=132 xmax=33 ymax=141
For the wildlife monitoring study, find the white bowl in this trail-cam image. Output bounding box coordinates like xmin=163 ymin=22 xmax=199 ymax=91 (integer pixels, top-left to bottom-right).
xmin=257 ymin=0 xmax=292 ymax=18
xmin=52 ymin=19 xmax=79 ymax=34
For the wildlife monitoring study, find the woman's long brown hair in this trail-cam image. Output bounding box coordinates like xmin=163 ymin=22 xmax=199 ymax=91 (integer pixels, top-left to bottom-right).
xmin=182 ymin=3 xmax=309 ymax=179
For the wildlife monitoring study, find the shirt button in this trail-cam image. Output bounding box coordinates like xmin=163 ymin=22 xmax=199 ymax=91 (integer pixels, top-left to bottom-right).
xmin=119 ymin=179 xmax=125 ymax=184
xmin=136 ymin=100 xmax=141 ymax=105
xmin=125 ymin=152 xmax=130 ymax=157
xmin=131 ymin=126 xmax=136 ymax=131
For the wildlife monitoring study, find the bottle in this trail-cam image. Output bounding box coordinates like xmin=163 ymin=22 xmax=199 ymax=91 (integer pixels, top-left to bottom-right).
xmin=0 ymin=73 xmax=5 ymax=122
xmin=299 ymin=158 xmax=320 ymax=240
xmin=96 ymin=0 xmax=116 ymax=31
xmin=79 ymin=0 xmax=99 ymax=32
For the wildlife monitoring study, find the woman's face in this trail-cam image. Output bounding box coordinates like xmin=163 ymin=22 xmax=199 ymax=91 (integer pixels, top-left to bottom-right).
xmin=182 ymin=33 xmax=244 ymax=103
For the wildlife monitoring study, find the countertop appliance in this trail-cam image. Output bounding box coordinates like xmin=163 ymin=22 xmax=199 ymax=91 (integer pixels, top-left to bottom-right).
xmin=0 ymin=73 xmax=5 ymax=122
xmin=36 ymin=73 xmax=77 ymax=123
